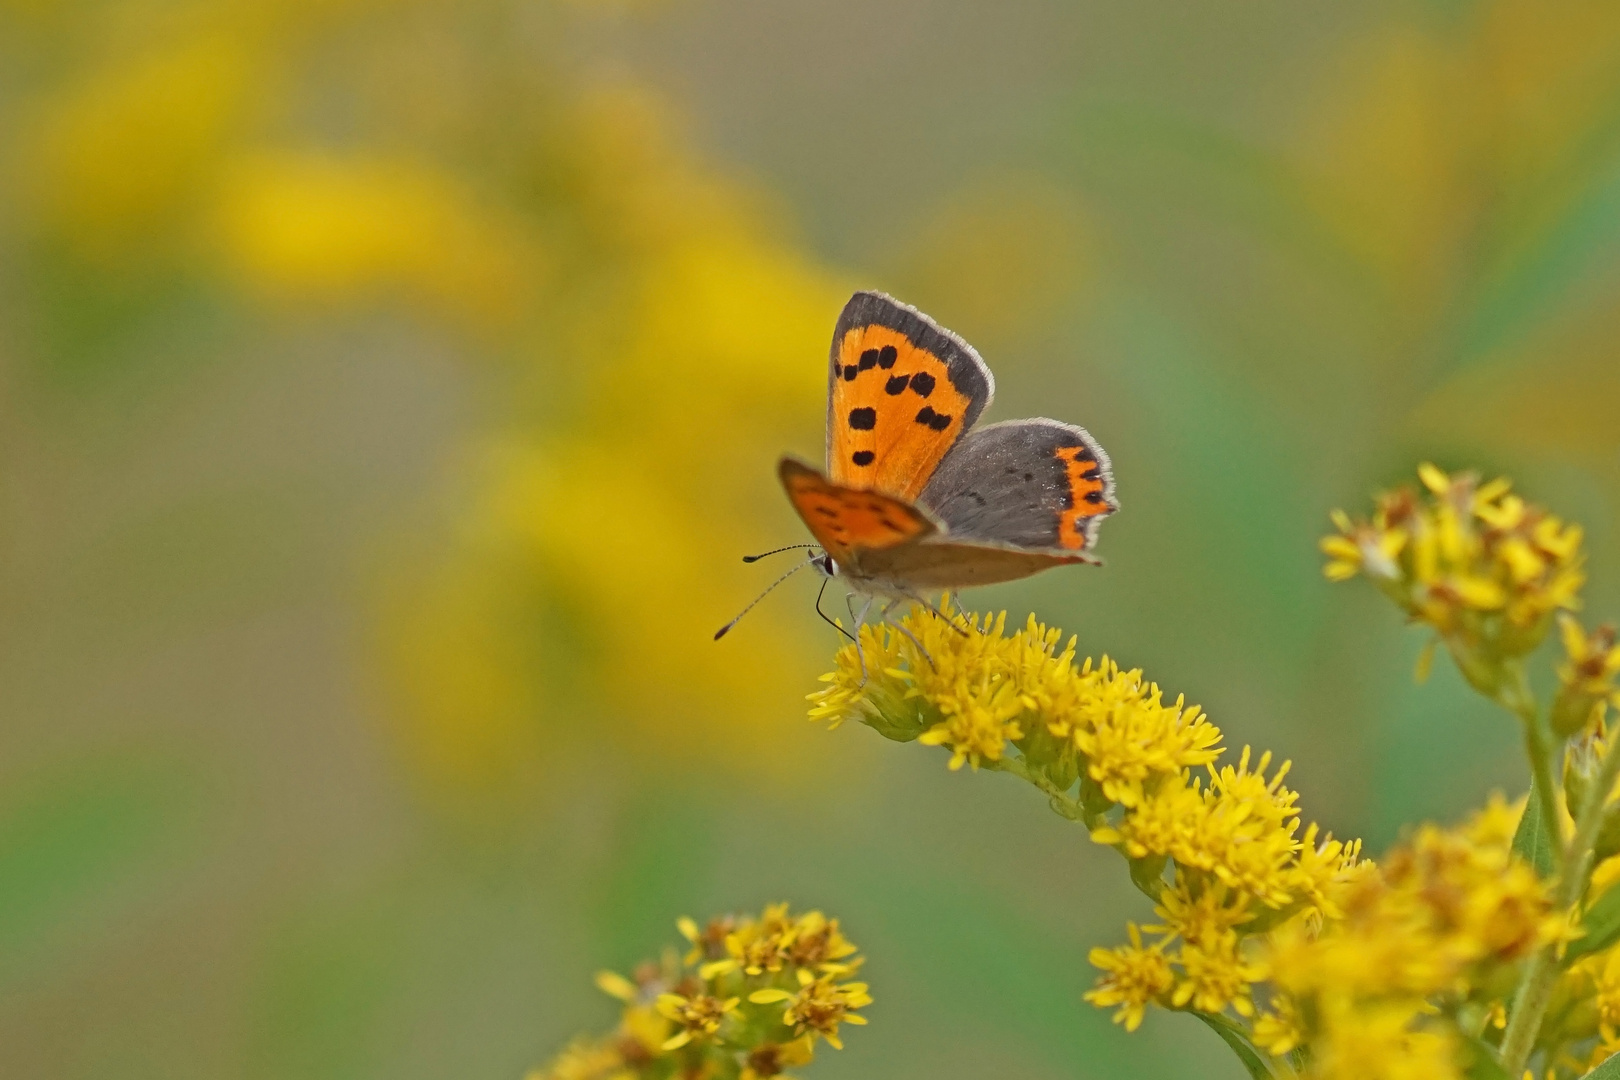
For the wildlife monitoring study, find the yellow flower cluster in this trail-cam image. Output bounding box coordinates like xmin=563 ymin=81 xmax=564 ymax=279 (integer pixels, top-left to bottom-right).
xmin=810 ymin=607 xmax=1221 ymax=790
xmin=798 ymin=465 xmax=1620 ymax=1078
xmin=809 ymin=605 xmax=1361 ymax=1037
xmin=1321 ymin=464 xmax=1584 ymax=677
xmin=1262 ymin=809 xmax=1562 ymax=1080
xmin=530 ymin=903 xmax=870 ymax=1080
xmin=1083 ymin=744 xmax=1364 ymax=1032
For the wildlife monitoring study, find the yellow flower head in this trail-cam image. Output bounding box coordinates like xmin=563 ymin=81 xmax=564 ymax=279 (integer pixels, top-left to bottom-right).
xmin=1462 ymin=791 xmax=1524 ymax=852
xmin=1306 ymin=996 xmax=1462 ymax=1080
xmin=1171 ymin=933 xmax=1263 ymax=1017
xmin=1098 ymin=748 xmax=1311 ymax=909
xmin=654 ymin=990 xmax=741 ymax=1050
xmin=1085 ymin=924 xmax=1175 ymax=1032
xmin=749 ymin=968 xmax=872 ymax=1050
xmin=1054 ymin=658 xmax=1222 ymax=808
xmin=1552 ymin=615 xmax=1620 ymax=737
xmin=1149 ymin=875 xmax=1254 ymax=949
xmin=526 ymin=1038 xmax=631 ymax=1080
xmin=677 ymin=913 xmax=736 ymax=967
xmin=1251 ymin=998 xmax=1304 ymax=1057
xmin=785 ymin=909 xmax=860 ymax=974
xmin=716 ymin=902 xmax=797 ymax=977
xmin=740 ymin=1035 xmax=815 ymax=1080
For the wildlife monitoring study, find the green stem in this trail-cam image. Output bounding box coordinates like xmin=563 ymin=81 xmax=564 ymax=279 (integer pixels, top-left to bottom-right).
xmin=987 ymin=756 xmax=1102 ymax=828
xmin=1501 ymin=663 xmax=1564 ymax=875
xmin=1499 ymin=722 xmax=1620 ymax=1075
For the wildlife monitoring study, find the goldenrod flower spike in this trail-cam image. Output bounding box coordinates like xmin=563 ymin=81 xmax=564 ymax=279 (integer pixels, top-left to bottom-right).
xmin=802 ymin=460 xmax=1620 ymax=1080
xmin=540 ymin=462 xmax=1620 ymax=1080
xmin=812 ymin=599 xmax=1366 ymax=1060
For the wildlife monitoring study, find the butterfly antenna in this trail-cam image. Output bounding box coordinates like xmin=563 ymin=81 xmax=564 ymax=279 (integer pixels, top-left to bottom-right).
xmin=714 ymin=556 xmax=818 ymax=640
xmin=742 ymin=543 xmax=819 ymax=563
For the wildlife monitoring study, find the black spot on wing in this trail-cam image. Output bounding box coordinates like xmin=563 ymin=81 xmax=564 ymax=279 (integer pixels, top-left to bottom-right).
xmin=851 ymin=450 xmax=876 ymax=467
xmin=908 ymin=371 xmax=936 ymax=397
xmin=878 ymin=345 xmax=898 ymax=368
xmin=1082 ymin=466 xmax=1101 ymax=482
xmin=848 ymin=407 xmax=877 ymax=430
xmin=832 ymin=362 xmax=842 ymax=377
xmin=884 ymin=374 xmax=909 ymax=395
xmin=842 ymin=365 xmax=858 ymax=382
xmin=859 ymin=348 xmax=880 ymax=370
xmin=914 ymin=406 xmax=951 ymax=431
xmin=1084 ymin=490 xmax=1105 ymax=504
xmin=831 ymin=293 xmax=994 ymax=434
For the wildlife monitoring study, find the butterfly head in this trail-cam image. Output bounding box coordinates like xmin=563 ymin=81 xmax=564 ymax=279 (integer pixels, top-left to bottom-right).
xmin=812 ymin=552 xmax=838 ymax=578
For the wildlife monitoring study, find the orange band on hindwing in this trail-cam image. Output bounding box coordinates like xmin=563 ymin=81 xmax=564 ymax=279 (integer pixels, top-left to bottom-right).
xmin=1056 ymin=444 xmax=1111 ymax=549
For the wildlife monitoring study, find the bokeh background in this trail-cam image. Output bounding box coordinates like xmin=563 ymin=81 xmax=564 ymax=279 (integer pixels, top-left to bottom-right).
xmin=3 ymin=1 xmax=1620 ymax=1077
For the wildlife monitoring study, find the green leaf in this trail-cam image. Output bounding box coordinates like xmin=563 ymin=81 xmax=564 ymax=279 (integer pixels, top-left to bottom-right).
xmin=1513 ymin=779 xmax=1558 ymax=880
xmin=1128 ymin=854 xmax=1168 ymax=899
xmin=1192 ymin=1012 xmax=1277 ymax=1080
xmin=1567 ymin=884 xmax=1620 ymax=964
xmin=1580 ymin=1050 xmax=1620 ymax=1079
xmin=1462 ymin=1034 xmax=1511 ymax=1080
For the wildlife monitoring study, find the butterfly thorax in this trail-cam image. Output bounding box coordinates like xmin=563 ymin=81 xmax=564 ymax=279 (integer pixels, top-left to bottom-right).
xmin=812 ymin=552 xmax=915 ymax=600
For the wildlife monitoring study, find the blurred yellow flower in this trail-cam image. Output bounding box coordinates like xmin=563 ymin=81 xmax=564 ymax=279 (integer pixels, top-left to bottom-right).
xmin=212 ymin=151 xmax=541 ymax=326
xmin=1552 ymin=615 xmax=1620 ymax=736
xmin=22 ymin=32 xmax=254 ymax=257
xmin=655 ymin=990 xmax=741 ymax=1050
xmin=1323 ymin=465 xmax=1586 ymax=676
xmin=526 ymin=1037 xmax=632 ymax=1080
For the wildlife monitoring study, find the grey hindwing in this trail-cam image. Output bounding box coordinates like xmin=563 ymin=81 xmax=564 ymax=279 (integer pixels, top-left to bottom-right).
xmin=918 ymin=419 xmax=1115 ymax=551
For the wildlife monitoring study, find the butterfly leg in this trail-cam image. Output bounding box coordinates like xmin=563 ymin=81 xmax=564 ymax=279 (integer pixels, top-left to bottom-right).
xmin=846 ymin=593 xmax=876 ymax=685
xmin=904 ymin=589 xmax=971 ymax=638
xmin=816 ymin=578 xmax=856 ymax=642
xmin=880 ymin=597 xmax=936 ymax=670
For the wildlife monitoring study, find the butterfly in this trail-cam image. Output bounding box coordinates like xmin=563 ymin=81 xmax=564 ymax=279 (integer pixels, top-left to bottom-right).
xmin=717 ymin=291 xmax=1117 ymax=643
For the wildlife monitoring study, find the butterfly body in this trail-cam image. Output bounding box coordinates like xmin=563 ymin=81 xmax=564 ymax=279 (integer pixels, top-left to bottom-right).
xmin=782 ymin=292 xmax=1118 ymax=599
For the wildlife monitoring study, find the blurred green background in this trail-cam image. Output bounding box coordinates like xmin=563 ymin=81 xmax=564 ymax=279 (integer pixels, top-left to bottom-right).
xmin=3 ymin=1 xmax=1620 ymax=1077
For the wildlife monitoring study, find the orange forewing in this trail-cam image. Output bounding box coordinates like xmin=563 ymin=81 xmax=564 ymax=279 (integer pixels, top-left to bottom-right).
xmin=828 ymin=325 xmax=976 ymax=501
xmin=780 ymin=458 xmax=935 ymax=562
xmin=1056 ymin=444 xmax=1111 ymax=550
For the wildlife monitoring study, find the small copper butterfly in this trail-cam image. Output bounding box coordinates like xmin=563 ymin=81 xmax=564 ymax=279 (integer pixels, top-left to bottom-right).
xmin=717 ymin=291 xmax=1117 ymax=642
